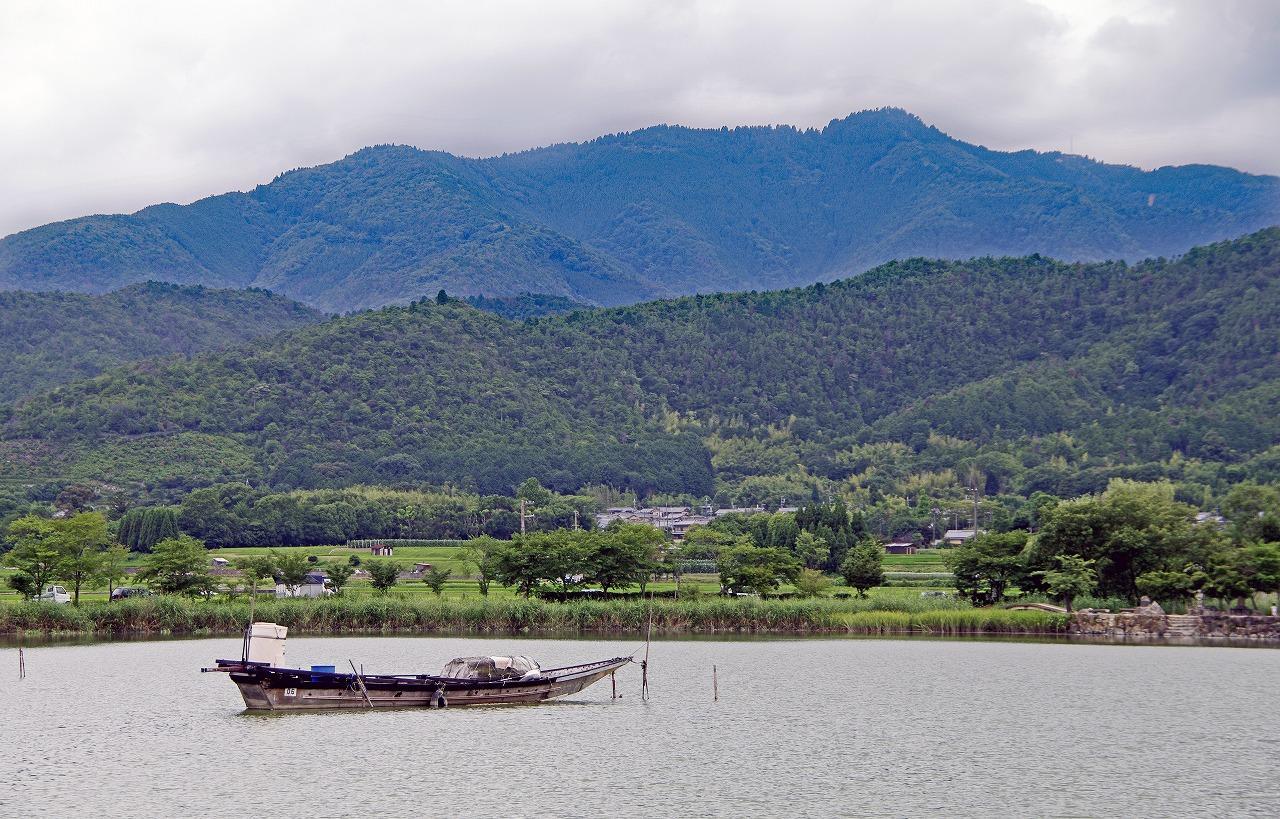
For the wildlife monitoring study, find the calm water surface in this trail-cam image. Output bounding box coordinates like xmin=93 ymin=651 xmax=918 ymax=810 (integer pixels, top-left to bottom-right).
xmin=1 ymin=636 xmax=1277 ymax=817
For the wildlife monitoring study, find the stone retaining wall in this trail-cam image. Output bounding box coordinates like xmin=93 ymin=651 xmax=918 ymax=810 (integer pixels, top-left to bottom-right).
xmin=1071 ymin=611 xmax=1280 ymax=642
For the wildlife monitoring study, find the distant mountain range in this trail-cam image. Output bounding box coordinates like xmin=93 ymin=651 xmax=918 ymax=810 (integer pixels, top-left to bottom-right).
xmin=0 ymin=282 xmax=322 ymax=403
xmin=2 ymin=109 xmax=1277 ymax=311
xmin=5 ymin=229 xmax=1276 ymax=501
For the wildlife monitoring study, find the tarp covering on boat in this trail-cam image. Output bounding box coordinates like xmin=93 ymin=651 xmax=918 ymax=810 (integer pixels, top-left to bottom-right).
xmin=440 ymin=656 xmax=540 ymax=680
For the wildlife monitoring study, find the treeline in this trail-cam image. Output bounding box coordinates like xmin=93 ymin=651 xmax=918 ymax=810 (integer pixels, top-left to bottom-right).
xmin=169 ymin=479 xmax=597 ymax=549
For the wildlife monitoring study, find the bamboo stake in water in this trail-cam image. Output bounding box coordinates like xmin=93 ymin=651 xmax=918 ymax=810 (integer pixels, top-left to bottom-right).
xmin=641 ymin=597 xmax=653 ymax=700
xmin=712 ymin=664 xmax=718 ymax=701
xmin=18 ymin=647 xmax=24 ymax=680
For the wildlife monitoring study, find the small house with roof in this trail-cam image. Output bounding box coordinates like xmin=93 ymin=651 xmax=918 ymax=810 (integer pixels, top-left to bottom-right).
xmin=941 ymin=529 xmax=980 ymax=546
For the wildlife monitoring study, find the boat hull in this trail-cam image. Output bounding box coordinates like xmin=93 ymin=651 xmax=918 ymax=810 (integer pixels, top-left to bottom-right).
xmin=218 ymin=657 xmax=631 ymax=711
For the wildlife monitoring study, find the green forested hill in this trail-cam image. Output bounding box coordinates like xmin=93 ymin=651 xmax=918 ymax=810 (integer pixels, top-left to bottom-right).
xmin=3 ymin=229 xmax=1278 ymax=504
xmin=2 ymin=109 xmax=1277 ymax=311
xmin=0 ymin=282 xmax=323 ymax=403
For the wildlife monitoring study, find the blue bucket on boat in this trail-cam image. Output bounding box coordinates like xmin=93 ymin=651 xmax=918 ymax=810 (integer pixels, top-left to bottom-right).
xmin=311 ymin=664 xmax=337 ymax=683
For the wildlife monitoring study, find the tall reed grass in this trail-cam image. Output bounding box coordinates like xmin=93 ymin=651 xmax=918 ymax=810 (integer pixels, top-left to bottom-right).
xmin=0 ymin=595 xmax=1068 ymax=638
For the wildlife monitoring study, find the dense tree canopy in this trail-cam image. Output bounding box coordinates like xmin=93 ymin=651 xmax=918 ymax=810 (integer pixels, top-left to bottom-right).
xmin=1 ymin=229 xmax=1277 ymax=525
xmin=0 ymin=282 xmax=320 ymax=403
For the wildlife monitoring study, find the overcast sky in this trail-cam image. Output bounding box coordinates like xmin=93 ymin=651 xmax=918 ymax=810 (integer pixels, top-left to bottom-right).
xmin=2 ymin=0 xmax=1277 ymax=237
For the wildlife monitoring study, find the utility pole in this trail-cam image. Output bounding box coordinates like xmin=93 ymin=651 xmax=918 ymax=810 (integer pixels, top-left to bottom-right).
xmin=572 ymin=509 xmax=579 ymax=531
xmin=520 ymin=498 xmax=527 ymax=535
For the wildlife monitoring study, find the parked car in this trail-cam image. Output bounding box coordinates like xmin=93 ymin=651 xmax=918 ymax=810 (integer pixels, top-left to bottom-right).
xmin=38 ymin=585 xmax=72 ymax=604
xmin=110 ymin=587 xmax=153 ymax=601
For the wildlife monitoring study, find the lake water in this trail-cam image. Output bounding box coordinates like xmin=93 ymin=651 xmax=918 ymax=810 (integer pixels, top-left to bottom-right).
xmin=1 ymin=635 xmax=1277 ymax=817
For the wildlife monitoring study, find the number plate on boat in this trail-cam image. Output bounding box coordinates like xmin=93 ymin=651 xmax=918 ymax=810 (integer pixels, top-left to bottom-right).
xmin=284 ymin=687 xmax=297 ymax=697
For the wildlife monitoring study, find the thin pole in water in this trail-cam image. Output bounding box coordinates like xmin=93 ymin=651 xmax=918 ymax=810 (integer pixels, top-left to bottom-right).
xmin=712 ymin=664 xmax=718 ymax=702
xmin=641 ymin=597 xmax=653 ymax=700
xmin=18 ymin=647 xmax=24 ymax=680
xmin=611 ymin=669 xmax=617 ymax=700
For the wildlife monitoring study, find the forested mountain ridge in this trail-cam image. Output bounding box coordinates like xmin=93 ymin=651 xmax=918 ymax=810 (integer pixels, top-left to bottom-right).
xmin=3 ymin=109 xmax=1277 ymax=311
xmin=3 ymin=229 xmax=1277 ymax=507
xmin=0 ymin=282 xmax=323 ymax=403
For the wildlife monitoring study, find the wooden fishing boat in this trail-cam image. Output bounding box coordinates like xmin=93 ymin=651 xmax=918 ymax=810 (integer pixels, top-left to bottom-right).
xmin=203 ymin=623 xmax=633 ymax=711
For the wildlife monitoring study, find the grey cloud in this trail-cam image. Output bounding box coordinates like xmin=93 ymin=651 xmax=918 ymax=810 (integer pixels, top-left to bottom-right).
xmin=1 ymin=0 xmax=1276 ymax=237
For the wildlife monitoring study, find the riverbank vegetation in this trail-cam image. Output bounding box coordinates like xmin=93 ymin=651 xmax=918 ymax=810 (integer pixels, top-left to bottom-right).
xmin=0 ymin=595 xmax=1066 ymax=638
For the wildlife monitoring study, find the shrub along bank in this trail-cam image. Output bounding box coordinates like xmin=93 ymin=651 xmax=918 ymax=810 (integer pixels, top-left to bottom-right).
xmin=0 ymin=595 xmax=1067 ymax=638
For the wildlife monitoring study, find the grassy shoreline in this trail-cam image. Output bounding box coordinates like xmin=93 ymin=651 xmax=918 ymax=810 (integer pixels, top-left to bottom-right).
xmin=0 ymin=596 xmax=1068 ymax=639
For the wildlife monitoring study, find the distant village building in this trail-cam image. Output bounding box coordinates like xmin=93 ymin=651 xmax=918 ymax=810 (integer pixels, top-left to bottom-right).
xmin=210 ymin=557 xmax=230 ymax=567
xmin=1195 ymin=511 xmax=1228 ymax=528
xmin=941 ymin=529 xmax=981 ymax=546
xmin=884 ymin=542 xmax=918 ymax=555
xmin=596 ymin=503 xmax=815 ymax=541
xmin=594 ymin=506 xmax=716 ymax=541
xmin=275 ymin=572 xmax=333 ymax=599
xmin=369 ymin=543 xmax=394 ymax=557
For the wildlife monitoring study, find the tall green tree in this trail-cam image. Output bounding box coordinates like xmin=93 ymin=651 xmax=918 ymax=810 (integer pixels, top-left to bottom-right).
xmin=272 ymin=550 xmax=311 ymax=596
xmin=56 ymin=512 xmax=110 ymax=604
xmin=717 ymin=544 xmax=800 ymax=596
xmin=367 ymin=560 xmax=402 ymax=594
xmin=945 ymin=531 xmax=1029 ymax=605
xmin=591 ymin=524 xmax=664 ymax=593
xmin=1033 ymin=554 xmax=1097 ymax=612
xmin=141 ymin=535 xmax=214 ymax=596
xmin=840 ymin=538 xmax=884 ymax=597
xmin=493 ymin=539 xmax=545 ymax=597
xmin=794 ymin=568 xmax=833 ymax=598
xmin=98 ymin=543 xmax=131 ymax=598
xmin=794 ymin=530 xmax=830 ymax=569
xmin=460 ymin=536 xmax=503 ymax=596
xmin=235 ymin=555 xmax=278 ymax=597
xmin=326 ymin=561 xmax=355 ymax=595
xmin=422 ymin=566 xmax=452 ymax=597
xmin=5 ymin=516 xmax=63 ymax=599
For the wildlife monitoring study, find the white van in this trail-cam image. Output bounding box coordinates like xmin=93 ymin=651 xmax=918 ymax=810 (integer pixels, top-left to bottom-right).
xmin=38 ymin=585 xmax=72 ymax=604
